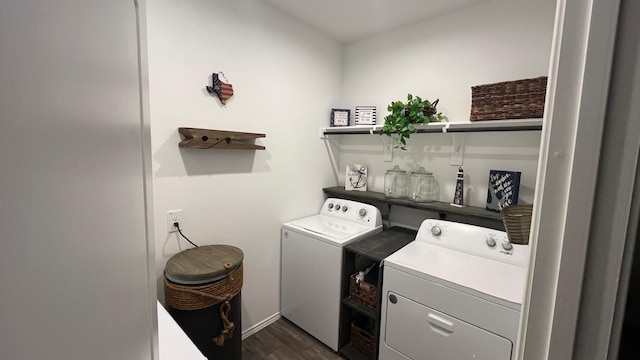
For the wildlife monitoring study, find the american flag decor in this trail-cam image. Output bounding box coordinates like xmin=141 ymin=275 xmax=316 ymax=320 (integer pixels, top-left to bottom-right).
xmin=206 ymin=72 xmax=234 ymax=105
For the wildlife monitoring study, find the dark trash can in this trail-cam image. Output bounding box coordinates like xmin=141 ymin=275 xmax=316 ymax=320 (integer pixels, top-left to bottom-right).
xmin=164 ymin=245 xmax=243 ymax=360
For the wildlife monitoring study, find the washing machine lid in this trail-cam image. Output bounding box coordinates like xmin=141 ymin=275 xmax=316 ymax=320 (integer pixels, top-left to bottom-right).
xmin=384 ymin=241 xmax=527 ymax=306
xmin=286 ymin=215 xmax=374 ymax=244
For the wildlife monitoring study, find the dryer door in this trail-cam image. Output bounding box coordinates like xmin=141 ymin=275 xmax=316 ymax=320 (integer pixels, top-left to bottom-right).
xmin=383 ymin=292 xmax=513 ymax=360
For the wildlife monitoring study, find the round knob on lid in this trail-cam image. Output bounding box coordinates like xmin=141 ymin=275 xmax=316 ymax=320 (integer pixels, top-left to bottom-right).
xmin=486 ymin=237 xmax=496 ymax=247
xmin=431 ymin=226 xmax=442 ymax=236
xmin=359 ymin=209 xmax=367 ymax=217
xmin=502 ymin=240 xmax=513 ymax=251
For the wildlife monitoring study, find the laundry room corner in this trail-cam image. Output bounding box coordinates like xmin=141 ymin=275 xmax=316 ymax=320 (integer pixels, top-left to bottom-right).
xmin=335 ymin=0 xmax=555 ymax=211
xmin=145 ymin=0 xmax=343 ymax=335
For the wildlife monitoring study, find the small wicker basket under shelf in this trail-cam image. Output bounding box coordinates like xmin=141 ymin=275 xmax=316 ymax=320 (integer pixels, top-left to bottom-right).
xmin=501 ymin=204 xmax=533 ymax=245
xmin=351 ymin=319 xmax=375 ymax=359
xmin=349 ymin=273 xmax=378 ymax=310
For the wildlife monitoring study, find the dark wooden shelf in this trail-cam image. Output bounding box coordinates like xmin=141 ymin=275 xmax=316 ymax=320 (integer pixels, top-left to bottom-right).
xmin=323 ymin=186 xmax=502 ymax=222
xmin=345 ymin=227 xmax=417 ymax=262
xmin=339 ymin=227 xmax=417 ymax=360
xmin=343 ymin=297 xmax=376 ymax=319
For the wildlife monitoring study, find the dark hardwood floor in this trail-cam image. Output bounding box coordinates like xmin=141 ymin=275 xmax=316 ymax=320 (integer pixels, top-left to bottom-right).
xmin=242 ymin=318 xmax=345 ymax=359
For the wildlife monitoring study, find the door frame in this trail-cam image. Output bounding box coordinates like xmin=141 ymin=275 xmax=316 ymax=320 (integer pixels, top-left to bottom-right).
xmin=517 ymin=0 xmax=640 ymax=358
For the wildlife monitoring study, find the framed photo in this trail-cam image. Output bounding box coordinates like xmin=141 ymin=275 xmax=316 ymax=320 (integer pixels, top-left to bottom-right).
xmin=355 ymin=106 xmax=376 ymax=125
xmin=331 ymin=109 xmax=350 ymax=127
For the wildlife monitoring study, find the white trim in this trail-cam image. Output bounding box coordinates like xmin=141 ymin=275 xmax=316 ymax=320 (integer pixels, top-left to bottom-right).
xmin=242 ymin=312 xmax=281 ymax=339
xmin=519 ymin=0 xmax=621 ymax=359
xmin=577 ymin=0 xmax=640 ymax=357
xmin=135 ymin=0 xmax=158 ymax=358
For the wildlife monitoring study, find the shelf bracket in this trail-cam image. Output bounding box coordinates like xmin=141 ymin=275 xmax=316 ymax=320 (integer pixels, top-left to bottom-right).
xmin=449 ymin=133 xmax=465 ymax=166
xmin=381 ymin=135 xmax=393 ymax=162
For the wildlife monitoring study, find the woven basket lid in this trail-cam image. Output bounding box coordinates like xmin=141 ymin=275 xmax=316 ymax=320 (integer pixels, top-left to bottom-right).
xmin=165 ymin=245 xmax=243 ymax=285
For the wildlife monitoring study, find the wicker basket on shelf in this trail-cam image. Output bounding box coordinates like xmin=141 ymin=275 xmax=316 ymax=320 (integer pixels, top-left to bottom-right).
xmin=349 ymin=273 xmax=378 ymax=310
xmin=501 ymin=204 xmax=533 ymax=245
xmin=471 ymin=77 xmax=547 ymax=121
xmin=351 ymin=319 xmax=375 ymax=359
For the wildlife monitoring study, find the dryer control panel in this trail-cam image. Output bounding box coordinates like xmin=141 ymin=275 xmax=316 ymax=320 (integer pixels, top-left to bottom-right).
xmin=321 ymin=198 xmax=382 ymax=228
xmin=416 ymin=219 xmax=530 ymax=268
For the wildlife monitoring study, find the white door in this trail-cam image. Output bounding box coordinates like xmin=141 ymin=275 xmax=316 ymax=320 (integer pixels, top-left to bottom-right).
xmin=0 ymin=1 xmax=155 ymax=359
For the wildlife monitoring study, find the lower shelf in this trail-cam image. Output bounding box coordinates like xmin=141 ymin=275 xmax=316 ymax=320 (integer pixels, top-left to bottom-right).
xmin=340 ymin=343 xmax=372 ymax=360
xmin=343 ymin=297 xmax=376 ymax=319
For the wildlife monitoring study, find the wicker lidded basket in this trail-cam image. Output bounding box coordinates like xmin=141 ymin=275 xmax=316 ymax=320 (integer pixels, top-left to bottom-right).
xmin=470 ymin=77 xmax=547 ymax=121
xmin=501 ymin=205 xmax=533 ymax=245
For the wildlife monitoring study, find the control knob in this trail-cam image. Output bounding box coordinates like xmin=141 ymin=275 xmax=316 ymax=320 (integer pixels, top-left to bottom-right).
xmin=431 ymin=226 xmax=442 ymax=236
xmin=359 ymin=208 xmax=367 ymax=217
xmin=328 ymin=203 xmax=334 ymax=209
xmin=342 ymin=206 xmax=348 ymax=212
xmin=486 ymin=237 xmax=496 ymax=248
xmin=335 ymin=205 xmax=341 ymax=211
xmin=502 ymin=240 xmax=513 ymax=251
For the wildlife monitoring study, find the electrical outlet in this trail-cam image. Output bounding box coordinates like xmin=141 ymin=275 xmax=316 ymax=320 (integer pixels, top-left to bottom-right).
xmin=167 ymin=210 xmax=183 ymax=233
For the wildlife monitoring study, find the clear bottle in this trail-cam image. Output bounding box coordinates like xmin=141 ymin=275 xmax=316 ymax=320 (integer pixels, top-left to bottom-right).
xmin=384 ymin=165 xmax=408 ymax=198
xmin=408 ymin=167 xmax=438 ymax=202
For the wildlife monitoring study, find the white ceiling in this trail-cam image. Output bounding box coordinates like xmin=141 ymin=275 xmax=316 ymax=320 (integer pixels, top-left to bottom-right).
xmin=261 ymin=0 xmax=490 ymax=43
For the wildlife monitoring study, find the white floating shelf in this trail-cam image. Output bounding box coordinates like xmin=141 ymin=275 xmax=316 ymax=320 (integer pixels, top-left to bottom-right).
xmin=321 ymin=119 xmax=543 ymax=136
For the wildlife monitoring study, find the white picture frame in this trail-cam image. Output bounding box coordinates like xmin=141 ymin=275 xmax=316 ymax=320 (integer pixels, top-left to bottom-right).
xmin=355 ymin=106 xmax=376 ymax=125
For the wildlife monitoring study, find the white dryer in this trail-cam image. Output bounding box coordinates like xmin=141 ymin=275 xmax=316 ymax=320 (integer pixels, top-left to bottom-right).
xmin=379 ymin=219 xmax=530 ymax=360
xmin=281 ymin=198 xmax=382 ymax=351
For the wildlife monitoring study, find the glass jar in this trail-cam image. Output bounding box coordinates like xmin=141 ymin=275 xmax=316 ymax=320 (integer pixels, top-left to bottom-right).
xmin=408 ymin=167 xmax=438 ymax=202
xmin=384 ymin=165 xmax=408 ymax=198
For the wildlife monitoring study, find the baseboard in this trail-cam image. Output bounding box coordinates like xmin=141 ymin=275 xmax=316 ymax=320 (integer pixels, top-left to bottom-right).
xmin=242 ymin=312 xmax=281 ymax=339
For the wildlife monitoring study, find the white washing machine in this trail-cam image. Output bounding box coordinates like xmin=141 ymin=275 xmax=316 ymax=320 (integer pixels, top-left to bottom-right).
xmin=379 ymin=219 xmax=530 ymax=360
xmin=281 ymin=198 xmax=382 ymax=351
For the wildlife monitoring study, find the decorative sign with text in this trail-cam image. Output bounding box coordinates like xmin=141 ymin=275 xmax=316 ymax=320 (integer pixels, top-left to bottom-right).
xmin=331 ymin=109 xmax=350 ymax=127
xmin=355 ymin=106 xmax=376 ymax=125
xmin=486 ymin=170 xmax=521 ymax=212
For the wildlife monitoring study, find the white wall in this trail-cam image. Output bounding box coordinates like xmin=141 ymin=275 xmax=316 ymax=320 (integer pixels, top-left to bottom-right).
xmin=336 ymin=0 xmax=556 ymax=210
xmin=147 ymin=0 xmax=343 ymax=333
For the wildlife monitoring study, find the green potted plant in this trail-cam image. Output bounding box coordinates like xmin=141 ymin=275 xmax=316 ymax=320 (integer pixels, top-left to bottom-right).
xmin=380 ymin=94 xmax=443 ymax=150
